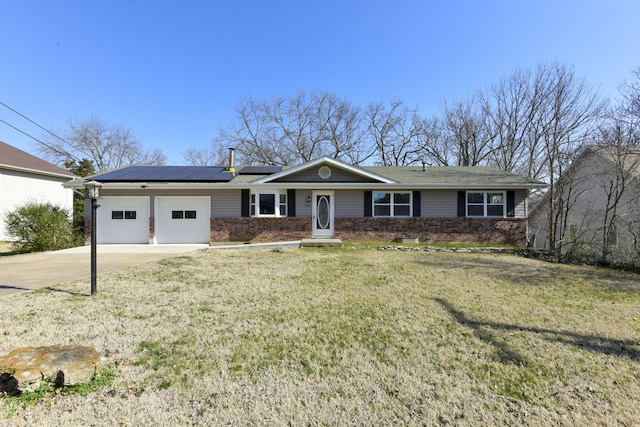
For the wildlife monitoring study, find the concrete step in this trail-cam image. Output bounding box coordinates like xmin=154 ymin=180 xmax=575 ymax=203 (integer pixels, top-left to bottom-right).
xmin=300 ymin=238 xmax=344 ymax=247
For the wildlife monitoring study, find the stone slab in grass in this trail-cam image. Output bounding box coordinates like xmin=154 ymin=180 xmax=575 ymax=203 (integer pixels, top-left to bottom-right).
xmin=0 ymin=345 xmax=100 ymax=392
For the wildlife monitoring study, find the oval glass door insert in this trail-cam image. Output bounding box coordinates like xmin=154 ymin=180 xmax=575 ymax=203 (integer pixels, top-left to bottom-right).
xmin=317 ymin=196 xmax=330 ymax=229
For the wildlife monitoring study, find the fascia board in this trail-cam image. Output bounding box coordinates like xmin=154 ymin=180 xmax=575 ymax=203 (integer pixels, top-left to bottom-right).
xmin=88 ymin=182 xmax=546 ymax=191
xmin=1 ymin=164 xmax=75 ymax=180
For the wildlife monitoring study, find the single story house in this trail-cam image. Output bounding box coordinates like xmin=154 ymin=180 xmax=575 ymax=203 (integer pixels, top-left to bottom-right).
xmin=65 ymin=156 xmax=545 ymax=245
xmin=0 ymin=141 xmax=76 ymax=241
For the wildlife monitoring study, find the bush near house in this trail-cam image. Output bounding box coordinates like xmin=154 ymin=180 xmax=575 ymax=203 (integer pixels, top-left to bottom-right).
xmin=3 ymin=201 xmax=79 ymax=253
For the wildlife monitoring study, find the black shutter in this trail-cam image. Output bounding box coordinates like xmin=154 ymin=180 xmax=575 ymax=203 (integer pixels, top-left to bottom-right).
xmin=412 ymin=191 xmax=421 ymax=217
xmin=457 ymin=191 xmax=466 ymax=217
xmin=506 ymin=191 xmax=515 ymax=217
xmin=364 ymin=191 xmax=372 ymax=217
xmin=287 ymin=189 xmax=296 ymax=217
xmin=241 ymin=189 xmax=250 ymax=217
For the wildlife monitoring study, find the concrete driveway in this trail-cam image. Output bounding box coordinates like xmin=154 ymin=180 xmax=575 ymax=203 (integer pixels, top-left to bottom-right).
xmin=0 ymin=245 xmax=209 ymax=297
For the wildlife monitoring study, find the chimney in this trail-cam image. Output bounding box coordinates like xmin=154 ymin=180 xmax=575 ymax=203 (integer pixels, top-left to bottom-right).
xmin=422 ymin=159 xmax=426 ymax=172
xmin=227 ymin=147 xmax=236 ymax=174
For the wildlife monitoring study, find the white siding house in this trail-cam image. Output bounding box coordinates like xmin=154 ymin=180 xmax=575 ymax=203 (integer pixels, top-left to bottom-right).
xmin=0 ymin=141 xmax=76 ymax=241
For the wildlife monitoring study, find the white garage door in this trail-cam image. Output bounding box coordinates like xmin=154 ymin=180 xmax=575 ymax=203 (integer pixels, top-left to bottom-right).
xmin=97 ymin=197 xmax=150 ymax=244
xmin=156 ymin=197 xmax=210 ymax=244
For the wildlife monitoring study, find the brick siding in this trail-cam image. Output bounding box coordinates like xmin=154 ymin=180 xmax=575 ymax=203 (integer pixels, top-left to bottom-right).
xmin=87 ymin=216 xmax=527 ymax=245
xmin=210 ymin=217 xmax=527 ymax=245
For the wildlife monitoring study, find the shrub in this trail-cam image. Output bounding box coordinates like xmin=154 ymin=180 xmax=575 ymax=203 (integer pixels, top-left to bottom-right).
xmin=4 ymin=201 xmax=79 ymax=253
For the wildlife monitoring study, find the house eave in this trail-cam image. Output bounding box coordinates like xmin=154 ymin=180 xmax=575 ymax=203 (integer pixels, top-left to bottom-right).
xmin=64 ymin=181 xmax=546 ymax=191
xmin=1 ymin=164 xmax=76 ymax=180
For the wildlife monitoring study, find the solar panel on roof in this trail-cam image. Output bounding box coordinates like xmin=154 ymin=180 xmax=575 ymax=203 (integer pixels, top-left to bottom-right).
xmin=239 ymin=166 xmax=283 ymax=174
xmin=93 ymin=166 xmax=233 ymax=182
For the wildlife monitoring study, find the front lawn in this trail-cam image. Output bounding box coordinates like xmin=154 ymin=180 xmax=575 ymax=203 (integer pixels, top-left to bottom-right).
xmin=1 ymin=247 xmax=639 ymax=425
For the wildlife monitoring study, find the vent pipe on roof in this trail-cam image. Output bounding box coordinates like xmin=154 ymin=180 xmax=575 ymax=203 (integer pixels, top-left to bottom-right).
xmin=422 ymin=159 xmax=426 ymax=172
xmin=227 ymin=147 xmax=236 ymax=174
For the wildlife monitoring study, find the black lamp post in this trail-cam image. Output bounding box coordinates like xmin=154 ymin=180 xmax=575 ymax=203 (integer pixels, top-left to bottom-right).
xmin=85 ymin=180 xmax=102 ymax=296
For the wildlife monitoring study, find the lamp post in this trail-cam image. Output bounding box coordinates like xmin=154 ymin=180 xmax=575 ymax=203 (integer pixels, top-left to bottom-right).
xmin=84 ymin=180 xmax=102 ymax=296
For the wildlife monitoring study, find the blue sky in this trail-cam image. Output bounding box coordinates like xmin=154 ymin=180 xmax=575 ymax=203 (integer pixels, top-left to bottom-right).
xmin=1 ymin=1 xmax=639 ymax=165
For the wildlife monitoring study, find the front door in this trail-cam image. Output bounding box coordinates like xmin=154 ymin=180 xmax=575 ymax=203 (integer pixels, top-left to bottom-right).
xmin=312 ymin=191 xmax=334 ymax=238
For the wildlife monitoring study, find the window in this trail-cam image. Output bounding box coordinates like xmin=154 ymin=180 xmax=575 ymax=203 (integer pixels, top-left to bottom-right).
xmin=259 ymin=194 xmax=275 ymax=215
xmin=373 ymin=192 xmax=411 ymax=217
xmin=250 ymin=190 xmax=287 ymax=217
xmin=467 ymin=192 xmax=505 ymax=217
xmin=172 ymin=210 xmax=197 ymax=219
xmin=112 ymin=210 xmax=137 ymax=220
xmin=279 ymin=194 xmax=287 ymax=217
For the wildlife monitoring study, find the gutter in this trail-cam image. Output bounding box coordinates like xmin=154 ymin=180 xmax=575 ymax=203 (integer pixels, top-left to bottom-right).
xmin=1 ymin=164 xmax=76 ymax=180
xmin=63 ymin=180 xmax=547 ymax=191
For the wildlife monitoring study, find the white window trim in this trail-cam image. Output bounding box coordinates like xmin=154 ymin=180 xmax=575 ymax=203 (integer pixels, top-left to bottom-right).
xmin=466 ymin=191 xmax=506 ymax=218
xmin=372 ymin=191 xmax=413 ymax=217
xmin=250 ymin=189 xmax=288 ymax=217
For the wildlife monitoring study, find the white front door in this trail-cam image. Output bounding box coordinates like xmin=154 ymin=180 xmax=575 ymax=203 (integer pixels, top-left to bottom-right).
xmin=312 ymin=191 xmax=334 ymax=238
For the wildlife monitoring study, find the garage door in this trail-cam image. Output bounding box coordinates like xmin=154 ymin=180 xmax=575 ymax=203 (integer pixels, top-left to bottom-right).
xmin=156 ymin=197 xmax=210 ymax=244
xmin=97 ymin=197 xmax=150 ymax=244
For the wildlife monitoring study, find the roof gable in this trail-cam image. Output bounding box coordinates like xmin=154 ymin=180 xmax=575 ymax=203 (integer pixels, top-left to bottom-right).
xmin=586 ymin=145 xmax=640 ymax=178
xmin=0 ymin=141 xmax=76 ymax=178
xmin=252 ymin=157 xmax=397 ymax=184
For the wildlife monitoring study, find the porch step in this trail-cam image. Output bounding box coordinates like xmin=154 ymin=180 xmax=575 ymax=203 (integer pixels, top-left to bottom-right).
xmin=300 ymin=238 xmax=344 ymax=248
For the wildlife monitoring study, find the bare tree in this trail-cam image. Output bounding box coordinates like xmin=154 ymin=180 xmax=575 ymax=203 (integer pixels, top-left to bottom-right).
xmin=442 ymin=95 xmax=493 ymax=166
xmin=413 ymin=116 xmax=453 ymax=166
xmin=479 ymin=66 xmax=545 ymax=177
xmin=39 ymin=116 xmax=166 ymax=172
xmin=197 ymin=90 xmax=373 ymax=166
xmin=619 ymin=67 xmax=640 ymax=121
xmin=365 ymin=100 xmax=426 ymax=166
xmin=184 ymin=142 xmax=229 ymax=166
xmin=534 ymin=64 xmax=603 ymax=253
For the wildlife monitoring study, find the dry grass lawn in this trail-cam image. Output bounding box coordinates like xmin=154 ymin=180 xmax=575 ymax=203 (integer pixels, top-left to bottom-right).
xmin=1 ymin=247 xmax=639 ymax=425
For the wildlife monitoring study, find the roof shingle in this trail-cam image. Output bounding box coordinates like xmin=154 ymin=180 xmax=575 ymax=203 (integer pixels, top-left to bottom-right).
xmin=0 ymin=141 xmax=76 ymax=178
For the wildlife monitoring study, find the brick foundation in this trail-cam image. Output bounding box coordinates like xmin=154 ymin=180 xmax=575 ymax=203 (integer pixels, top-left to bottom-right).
xmin=210 ymin=218 xmax=311 ymax=242
xmin=87 ymin=216 xmax=526 ymax=245
xmin=149 ymin=218 xmax=155 ymax=241
xmin=210 ymin=217 xmax=527 ymax=245
xmin=334 ymin=217 xmax=527 ymax=245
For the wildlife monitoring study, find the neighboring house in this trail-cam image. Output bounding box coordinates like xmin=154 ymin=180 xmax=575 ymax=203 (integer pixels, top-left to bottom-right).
xmin=529 ymin=145 xmax=640 ymax=265
xmin=0 ymin=141 xmax=77 ymax=241
xmin=64 ymin=155 xmax=545 ymax=245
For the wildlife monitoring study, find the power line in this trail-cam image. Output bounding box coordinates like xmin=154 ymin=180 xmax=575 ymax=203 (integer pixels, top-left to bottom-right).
xmin=0 ymin=100 xmax=68 ymax=145
xmin=0 ymin=100 xmax=95 ymax=162
xmin=0 ymin=118 xmax=73 ymax=160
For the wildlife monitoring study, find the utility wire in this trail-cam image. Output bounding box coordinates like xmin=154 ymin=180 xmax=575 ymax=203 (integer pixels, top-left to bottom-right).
xmin=0 ymin=100 xmax=95 ymax=162
xmin=0 ymin=118 xmax=73 ymax=160
xmin=0 ymin=100 xmax=68 ymax=145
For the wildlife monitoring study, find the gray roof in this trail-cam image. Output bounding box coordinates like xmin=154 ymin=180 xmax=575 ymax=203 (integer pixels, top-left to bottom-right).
xmin=0 ymin=140 xmax=76 ymax=178
xmin=362 ymin=166 xmax=544 ymax=187
xmin=72 ymin=159 xmax=545 ymax=190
